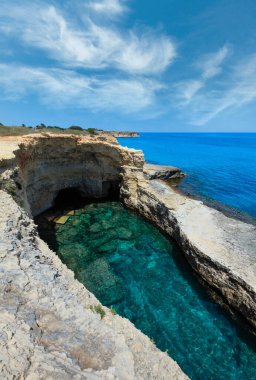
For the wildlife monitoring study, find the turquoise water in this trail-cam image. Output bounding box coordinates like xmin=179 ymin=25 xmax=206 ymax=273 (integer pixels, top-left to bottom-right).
xmin=118 ymin=133 xmax=256 ymax=220
xmin=47 ymin=201 xmax=256 ymax=380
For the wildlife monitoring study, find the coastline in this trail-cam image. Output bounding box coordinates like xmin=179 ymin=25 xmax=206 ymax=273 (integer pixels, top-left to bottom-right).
xmin=142 ymin=156 xmax=256 ymax=226
xmin=166 ymin=176 xmax=256 ymax=226
xmin=117 ymin=133 xmax=256 ymax=223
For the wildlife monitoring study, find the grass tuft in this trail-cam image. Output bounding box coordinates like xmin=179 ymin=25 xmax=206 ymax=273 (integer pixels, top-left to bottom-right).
xmin=0 ymin=178 xmax=17 ymax=196
xmin=89 ymin=304 xmax=106 ymax=319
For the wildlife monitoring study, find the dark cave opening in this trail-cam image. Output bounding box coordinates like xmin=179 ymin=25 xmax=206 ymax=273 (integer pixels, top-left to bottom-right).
xmin=54 ymin=187 xmax=84 ymax=208
xmin=53 ymin=180 xmax=120 ymax=209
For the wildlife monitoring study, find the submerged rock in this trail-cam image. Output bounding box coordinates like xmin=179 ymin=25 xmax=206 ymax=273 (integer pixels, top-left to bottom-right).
xmin=77 ymin=258 xmax=124 ymax=305
xmin=116 ymin=227 xmax=133 ymax=240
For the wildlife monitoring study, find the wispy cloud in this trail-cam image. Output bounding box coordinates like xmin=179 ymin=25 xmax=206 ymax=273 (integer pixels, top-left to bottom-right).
xmin=198 ymin=45 xmax=230 ymax=80
xmin=174 ymin=53 xmax=256 ymax=125
xmin=0 ymin=0 xmax=176 ymax=119
xmin=175 ymin=45 xmax=230 ymax=104
xmin=0 ymin=63 xmax=162 ymax=114
xmin=0 ymin=1 xmax=176 ymax=75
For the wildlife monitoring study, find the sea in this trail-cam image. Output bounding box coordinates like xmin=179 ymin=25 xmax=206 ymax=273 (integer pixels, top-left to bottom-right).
xmin=118 ymin=133 xmax=256 ymax=222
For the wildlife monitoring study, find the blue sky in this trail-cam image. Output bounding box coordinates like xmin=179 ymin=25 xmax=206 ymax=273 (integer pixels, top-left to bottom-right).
xmin=1 ymin=0 xmax=256 ymax=131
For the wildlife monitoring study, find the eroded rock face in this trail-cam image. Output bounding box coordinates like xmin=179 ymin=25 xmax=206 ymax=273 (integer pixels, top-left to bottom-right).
xmin=14 ymin=134 xmax=144 ymax=216
xmin=120 ymin=172 xmax=256 ymax=331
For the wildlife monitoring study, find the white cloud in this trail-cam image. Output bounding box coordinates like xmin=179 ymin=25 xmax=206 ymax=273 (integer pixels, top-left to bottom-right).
xmin=0 ymin=63 xmax=162 ymax=114
xmin=117 ymin=32 xmax=176 ymax=74
xmin=175 ymin=54 xmax=256 ymax=125
xmin=0 ymin=1 xmax=176 ymax=75
xmin=87 ymin=0 xmax=127 ymax=16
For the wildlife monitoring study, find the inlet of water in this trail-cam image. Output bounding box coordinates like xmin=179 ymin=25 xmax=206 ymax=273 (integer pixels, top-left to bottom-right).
xmin=37 ymin=200 xmax=256 ymax=380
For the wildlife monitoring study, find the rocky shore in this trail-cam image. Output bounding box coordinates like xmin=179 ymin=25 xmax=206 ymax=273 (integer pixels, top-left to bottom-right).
xmin=143 ymin=163 xmax=185 ymax=180
xmin=1 ymin=133 xmax=256 ymax=379
xmin=110 ymin=132 xmax=139 ymax=138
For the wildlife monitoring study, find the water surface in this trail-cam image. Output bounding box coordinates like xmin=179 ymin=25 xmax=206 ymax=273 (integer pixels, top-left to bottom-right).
xmin=118 ymin=133 xmax=256 ymax=221
xmin=43 ymin=201 xmax=256 ymax=380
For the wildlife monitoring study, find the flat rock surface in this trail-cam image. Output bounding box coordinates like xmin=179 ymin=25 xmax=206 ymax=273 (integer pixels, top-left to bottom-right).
xmin=148 ymin=180 xmax=256 ymax=290
xmin=144 ymin=163 xmax=184 ymax=180
xmin=0 ymin=137 xmax=22 ymax=160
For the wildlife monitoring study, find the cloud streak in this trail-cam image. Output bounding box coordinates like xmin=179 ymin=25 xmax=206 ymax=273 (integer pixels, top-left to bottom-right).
xmin=0 ymin=0 xmax=176 ymax=75
xmin=175 ymin=45 xmax=230 ymax=104
xmin=174 ymin=53 xmax=256 ymax=125
xmin=0 ymin=63 xmax=162 ymax=114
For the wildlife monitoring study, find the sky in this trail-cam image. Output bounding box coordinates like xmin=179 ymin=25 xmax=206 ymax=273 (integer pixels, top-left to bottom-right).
xmin=0 ymin=0 xmax=256 ymax=132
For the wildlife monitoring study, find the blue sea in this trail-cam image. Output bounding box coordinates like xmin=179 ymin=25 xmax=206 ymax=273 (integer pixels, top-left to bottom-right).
xmin=118 ymin=133 xmax=256 ymax=221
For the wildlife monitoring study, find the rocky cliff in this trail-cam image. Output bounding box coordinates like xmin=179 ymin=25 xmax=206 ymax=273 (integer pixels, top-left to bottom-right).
xmin=14 ymin=134 xmax=143 ymax=216
xmin=1 ymin=133 xmax=256 ymax=379
xmin=120 ymin=170 xmax=256 ymax=331
xmin=0 ymin=134 xmax=187 ymax=380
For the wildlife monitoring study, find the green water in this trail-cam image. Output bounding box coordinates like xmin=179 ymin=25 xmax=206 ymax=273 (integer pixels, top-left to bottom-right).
xmin=42 ymin=201 xmax=256 ymax=379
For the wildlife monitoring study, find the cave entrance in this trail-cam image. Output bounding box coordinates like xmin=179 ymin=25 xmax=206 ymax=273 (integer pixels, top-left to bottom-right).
xmin=102 ymin=180 xmax=120 ymax=200
xmin=54 ymin=187 xmax=84 ymax=209
xmin=54 ymin=181 xmax=120 ymax=210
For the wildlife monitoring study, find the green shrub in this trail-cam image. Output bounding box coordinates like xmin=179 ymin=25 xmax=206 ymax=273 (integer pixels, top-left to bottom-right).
xmin=0 ymin=178 xmax=17 ymax=196
xmin=89 ymin=304 xmax=106 ymax=319
xmin=69 ymin=125 xmax=83 ymax=131
xmin=87 ymin=128 xmax=96 ymax=135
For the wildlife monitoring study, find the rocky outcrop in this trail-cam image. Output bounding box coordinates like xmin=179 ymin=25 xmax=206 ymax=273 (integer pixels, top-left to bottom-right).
xmin=143 ymin=163 xmax=185 ymax=180
xmin=120 ymin=172 xmax=256 ymax=330
xmin=110 ymin=132 xmax=139 ymax=138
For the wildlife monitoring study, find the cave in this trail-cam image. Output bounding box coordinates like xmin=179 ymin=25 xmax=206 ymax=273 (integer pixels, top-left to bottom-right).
xmin=54 ymin=187 xmax=84 ymax=208
xmin=53 ymin=181 xmax=120 ymax=210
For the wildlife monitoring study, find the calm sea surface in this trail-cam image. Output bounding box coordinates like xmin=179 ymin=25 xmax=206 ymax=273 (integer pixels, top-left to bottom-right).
xmin=118 ymin=133 xmax=256 ymax=221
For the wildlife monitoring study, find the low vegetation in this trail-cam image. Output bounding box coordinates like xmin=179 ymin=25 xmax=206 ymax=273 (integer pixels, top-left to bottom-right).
xmin=0 ymin=178 xmax=17 ymax=197
xmin=89 ymin=304 xmax=106 ymax=319
xmin=0 ymin=123 xmax=101 ymax=137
